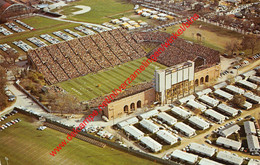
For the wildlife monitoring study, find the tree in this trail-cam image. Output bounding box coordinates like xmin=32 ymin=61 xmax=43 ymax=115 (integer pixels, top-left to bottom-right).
xmin=0 ymin=66 xmax=7 ymax=110
xmin=241 ymin=35 xmax=259 ymax=55
xmin=6 ymin=49 xmax=18 ymax=64
xmin=232 ymin=95 xmax=246 ymax=108
xmin=242 ymin=21 xmax=251 ymax=34
xmin=234 ymin=19 xmax=243 ymax=32
xmin=0 ymin=66 xmax=7 ymax=89
xmin=224 ymin=17 xmax=233 ymax=29
xmin=225 ymin=40 xmax=240 ymax=56
xmin=49 ymin=93 xmax=85 ymax=114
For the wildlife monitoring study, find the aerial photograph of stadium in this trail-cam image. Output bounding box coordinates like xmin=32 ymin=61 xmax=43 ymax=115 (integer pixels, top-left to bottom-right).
xmin=0 ymin=0 xmax=260 ymax=164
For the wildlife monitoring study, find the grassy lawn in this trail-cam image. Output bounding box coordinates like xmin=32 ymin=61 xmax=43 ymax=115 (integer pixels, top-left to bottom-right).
xmin=0 ymin=16 xmax=81 ymax=56
xmin=0 ymin=113 xmax=161 ymax=165
xmin=58 ymin=57 xmax=167 ymax=101
xmin=160 ymin=21 xmax=244 ymax=53
xmin=59 ymin=0 xmax=134 ymax=23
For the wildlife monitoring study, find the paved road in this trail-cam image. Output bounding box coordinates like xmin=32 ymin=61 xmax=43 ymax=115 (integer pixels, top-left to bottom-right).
xmin=0 ymin=84 xmax=76 ymax=126
xmin=37 ymin=14 xmax=112 ymax=31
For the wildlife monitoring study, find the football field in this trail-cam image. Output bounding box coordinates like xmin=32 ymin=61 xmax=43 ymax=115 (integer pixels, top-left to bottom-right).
xmin=58 ymin=57 xmax=167 ymax=101
xmin=0 ymin=113 xmax=161 ymax=165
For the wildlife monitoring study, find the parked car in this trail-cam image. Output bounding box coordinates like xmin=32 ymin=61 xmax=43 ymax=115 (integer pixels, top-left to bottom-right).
xmin=205 ymin=139 xmax=212 ymax=144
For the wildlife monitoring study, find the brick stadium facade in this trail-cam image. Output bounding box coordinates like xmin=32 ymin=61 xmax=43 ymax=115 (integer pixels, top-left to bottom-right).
xmin=104 ymin=88 xmax=155 ymax=119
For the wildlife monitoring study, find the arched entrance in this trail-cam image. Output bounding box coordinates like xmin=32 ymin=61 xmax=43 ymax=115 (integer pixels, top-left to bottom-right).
xmin=137 ymin=100 xmax=141 ymax=108
xmin=195 ymin=79 xmax=199 ymax=86
xmin=200 ymin=77 xmax=204 ymax=85
xmin=205 ymin=75 xmax=209 ymax=82
xmin=124 ymin=105 xmax=128 ymax=113
xmin=130 ymin=103 xmax=135 ymax=111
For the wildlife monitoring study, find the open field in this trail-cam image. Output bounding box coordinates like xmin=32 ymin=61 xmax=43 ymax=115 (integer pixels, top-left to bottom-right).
xmin=58 ymin=57 xmax=167 ymax=101
xmin=59 ymin=0 xmax=134 ymax=23
xmin=57 ymin=0 xmax=154 ymax=24
xmin=0 ymin=113 xmax=161 ymax=165
xmin=161 ymin=20 xmax=244 ymax=53
xmin=0 ymin=16 xmax=80 ymax=56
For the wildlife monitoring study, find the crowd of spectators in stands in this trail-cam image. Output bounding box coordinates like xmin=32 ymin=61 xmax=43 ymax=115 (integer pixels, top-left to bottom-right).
xmin=28 ymin=29 xmax=146 ymax=85
xmin=134 ymin=31 xmax=220 ymax=71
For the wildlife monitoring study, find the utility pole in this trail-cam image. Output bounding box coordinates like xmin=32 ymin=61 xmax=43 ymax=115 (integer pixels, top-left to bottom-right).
xmin=5 ymin=157 xmax=8 ymax=165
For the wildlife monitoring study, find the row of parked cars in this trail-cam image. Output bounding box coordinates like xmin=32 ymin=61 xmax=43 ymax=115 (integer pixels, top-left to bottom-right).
xmin=14 ymin=19 xmax=34 ymax=31
xmin=5 ymin=22 xmax=25 ymax=33
xmin=0 ymin=110 xmax=18 ymax=122
xmin=250 ymin=53 xmax=260 ymax=60
xmin=0 ymin=118 xmax=21 ymax=131
xmin=0 ymin=109 xmax=20 ymax=131
xmin=144 ymin=20 xmax=182 ymax=32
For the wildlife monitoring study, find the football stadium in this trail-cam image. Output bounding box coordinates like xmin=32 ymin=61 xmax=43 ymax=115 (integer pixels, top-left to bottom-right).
xmin=1 ymin=0 xmax=260 ymax=164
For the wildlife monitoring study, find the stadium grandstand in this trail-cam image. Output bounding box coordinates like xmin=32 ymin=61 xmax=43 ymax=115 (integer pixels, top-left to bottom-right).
xmin=0 ymin=0 xmax=32 ymax=22
xmin=27 ymin=29 xmax=147 ymax=85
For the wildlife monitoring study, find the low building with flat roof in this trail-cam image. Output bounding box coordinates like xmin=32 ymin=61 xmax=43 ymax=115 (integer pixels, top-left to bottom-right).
xmin=236 ymin=80 xmax=257 ymax=90
xmin=156 ymin=130 xmax=178 ymax=145
xmin=186 ymin=100 xmax=207 ymax=112
xmin=171 ymin=149 xmax=198 ymax=164
xmin=174 ymin=122 xmax=196 ymax=137
xmin=214 ymin=89 xmax=233 ymax=100
xmin=188 ymin=116 xmax=210 ymax=130
xmin=224 ymin=85 xmax=245 ymax=95
xmin=216 ymin=137 xmax=241 ymax=151
xmin=198 ymin=95 xmax=220 ymax=107
xmin=199 ymin=158 xmax=224 ymax=165
xmin=216 ymin=151 xmax=243 ymax=165
xmin=188 ymin=143 xmax=216 ymax=157
xmin=139 ymin=109 xmax=159 ymax=120
xmin=248 ymin=159 xmax=260 ymax=165
xmin=123 ymin=125 xmax=144 ymax=140
xmin=140 ymin=119 xmax=159 ymax=133
xmin=204 ymin=109 xmax=225 ymax=123
xmin=171 ymin=107 xmax=191 ymax=119
xmin=247 ymin=134 xmax=260 ymax=154
xmin=218 ymin=124 xmax=240 ymax=137
xmin=157 ymin=112 xmax=177 ymax=126
xmin=243 ymin=92 xmax=260 ymax=104
xmin=244 ymin=121 xmax=256 ymax=135
xmin=217 ymin=104 xmax=238 ymax=117
xmin=140 ymin=136 xmax=162 ymax=152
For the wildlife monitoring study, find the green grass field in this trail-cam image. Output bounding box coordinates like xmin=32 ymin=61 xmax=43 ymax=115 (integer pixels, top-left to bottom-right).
xmin=0 ymin=113 xmax=161 ymax=165
xmin=59 ymin=0 xmax=134 ymax=23
xmin=160 ymin=20 xmax=244 ymax=53
xmin=58 ymin=57 xmax=166 ymax=101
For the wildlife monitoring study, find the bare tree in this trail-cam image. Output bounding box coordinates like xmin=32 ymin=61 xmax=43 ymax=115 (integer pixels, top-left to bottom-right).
xmin=49 ymin=93 xmax=85 ymax=114
xmin=242 ymin=20 xmax=251 ymax=34
xmin=241 ymin=35 xmax=259 ymax=55
xmin=0 ymin=66 xmax=7 ymax=110
xmin=232 ymin=95 xmax=246 ymax=108
xmin=225 ymin=40 xmax=240 ymax=56
xmin=224 ymin=17 xmax=233 ymax=29
xmin=6 ymin=49 xmax=19 ymax=64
